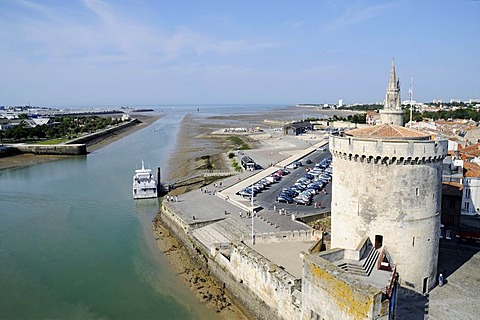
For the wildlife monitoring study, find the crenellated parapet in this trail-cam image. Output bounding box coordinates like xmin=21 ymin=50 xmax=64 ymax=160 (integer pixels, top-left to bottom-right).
xmin=330 ymin=135 xmax=447 ymax=165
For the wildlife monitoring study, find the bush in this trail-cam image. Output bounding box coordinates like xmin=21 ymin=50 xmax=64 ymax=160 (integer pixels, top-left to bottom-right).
xmin=228 ymin=152 xmax=235 ymax=159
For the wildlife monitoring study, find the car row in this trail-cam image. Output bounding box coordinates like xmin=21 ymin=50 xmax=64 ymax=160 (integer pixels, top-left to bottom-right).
xmin=236 ymin=168 xmax=290 ymax=198
xmin=276 ymin=157 xmax=332 ymax=206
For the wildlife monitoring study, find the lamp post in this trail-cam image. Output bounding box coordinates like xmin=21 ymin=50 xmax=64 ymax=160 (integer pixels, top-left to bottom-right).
xmin=251 ymin=184 xmax=255 ymax=245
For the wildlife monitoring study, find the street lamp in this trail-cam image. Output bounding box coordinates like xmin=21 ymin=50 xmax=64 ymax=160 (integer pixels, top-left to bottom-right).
xmin=251 ymin=184 xmax=255 ymax=245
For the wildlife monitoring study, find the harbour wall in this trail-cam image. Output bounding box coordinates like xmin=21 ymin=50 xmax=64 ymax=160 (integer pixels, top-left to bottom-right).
xmin=66 ymin=119 xmax=140 ymax=145
xmin=7 ymin=119 xmax=141 ymax=156
xmin=159 ymin=203 xmax=321 ymax=320
xmin=14 ymin=144 xmax=87 ymax=155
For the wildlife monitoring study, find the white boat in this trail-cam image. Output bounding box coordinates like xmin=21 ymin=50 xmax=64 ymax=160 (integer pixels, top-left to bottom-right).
xmin=132 ymin=160 xmax=158 ymax=199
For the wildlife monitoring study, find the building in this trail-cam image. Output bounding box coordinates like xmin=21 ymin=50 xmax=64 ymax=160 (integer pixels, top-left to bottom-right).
xmin=365 ymin=111 xmax=379 ymax=125
xmin=240 ymin=156 xmax=256 ymax=171
xmin=283 ymin=121 xmax=313 ymax=136
xmin=441 ymin=182 xmax=462 ymax=240
xmin=328 ymin=60 xmax=448 ymax=294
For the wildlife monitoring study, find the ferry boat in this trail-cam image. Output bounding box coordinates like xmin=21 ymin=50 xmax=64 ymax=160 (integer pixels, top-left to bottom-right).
xmin=132 ymin=161 xmax=158 ymax=199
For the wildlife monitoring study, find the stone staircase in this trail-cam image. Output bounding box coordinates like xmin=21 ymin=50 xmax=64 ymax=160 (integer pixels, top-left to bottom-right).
xmin=337 ymin=248 xmax=379 ymax=277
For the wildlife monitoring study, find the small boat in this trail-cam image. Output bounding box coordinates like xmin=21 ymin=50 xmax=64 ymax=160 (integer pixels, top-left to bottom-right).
xmin=132 ymin=160 xmax=158 ymax=199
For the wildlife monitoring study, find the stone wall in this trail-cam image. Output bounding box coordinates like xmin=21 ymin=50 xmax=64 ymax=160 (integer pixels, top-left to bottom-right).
xmin=212 ymin=242 xmax=302 ymax=320
xmin=14 ymin=144 xmax=87 ymax=155
xmin=302 ymin=255 xmax=389 ymax=320
xmin=160 ymin=203 xmax=279 ymax=319
xmin=253 ymin=229 xmax=321 ymax=244
xmin=66 ymin=119 xmax=140 ymax=145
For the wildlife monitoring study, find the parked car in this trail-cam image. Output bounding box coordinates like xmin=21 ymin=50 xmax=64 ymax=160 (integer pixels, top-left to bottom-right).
xmin=277 ymin=194 xmax=293 ymax=203
xmin=306 ymin=159 xmax=312 ymax=164
xmin=286 ymin=163 xmax=298 ymax=169
xmin=294 ymin=197 xmax=310 ymax=205
xmin=304 ymin=173 xmax=315 ymax=180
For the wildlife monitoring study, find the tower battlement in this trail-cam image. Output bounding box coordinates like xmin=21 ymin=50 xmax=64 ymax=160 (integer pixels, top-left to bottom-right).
xmin=330 ymin=136 xmax=447 ymax=165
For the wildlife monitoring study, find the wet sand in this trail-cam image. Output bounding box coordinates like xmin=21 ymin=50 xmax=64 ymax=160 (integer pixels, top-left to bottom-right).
xmin=152 ymin=219 xmax=249 ymax=320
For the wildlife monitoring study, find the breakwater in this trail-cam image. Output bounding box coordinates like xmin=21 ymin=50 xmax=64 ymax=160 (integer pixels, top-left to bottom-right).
xmin=13 ymin=143 xmax=87 ymax=155
xmin=5 ymin=120 xmax=142 ymax=157
xmin=66 ymin=119 xmax=140 ymax=146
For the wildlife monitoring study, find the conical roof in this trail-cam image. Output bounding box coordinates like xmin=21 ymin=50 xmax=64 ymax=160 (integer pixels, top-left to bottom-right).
xmin=345 ymin=124 xmax=430 ymax=140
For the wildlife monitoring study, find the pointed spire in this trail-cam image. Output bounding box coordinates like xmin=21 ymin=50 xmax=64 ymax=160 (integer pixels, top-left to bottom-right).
xmin=388 ymin=58 xmax=397 ymax=90
xmin=381 ymin=59 xmax=404 ymax=126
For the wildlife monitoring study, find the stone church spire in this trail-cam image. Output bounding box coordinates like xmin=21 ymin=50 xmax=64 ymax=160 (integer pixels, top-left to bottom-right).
xmin=380 ymin=59 xmax=404 ymax=126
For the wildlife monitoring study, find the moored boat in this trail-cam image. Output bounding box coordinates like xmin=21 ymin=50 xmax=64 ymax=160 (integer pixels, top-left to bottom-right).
xmin=133 ymin=160 xmax=157 ymax=199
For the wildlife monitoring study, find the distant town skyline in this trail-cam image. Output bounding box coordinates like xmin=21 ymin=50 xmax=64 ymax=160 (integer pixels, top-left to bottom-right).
xmin=1 ymin=0 xmax=479 ymax=107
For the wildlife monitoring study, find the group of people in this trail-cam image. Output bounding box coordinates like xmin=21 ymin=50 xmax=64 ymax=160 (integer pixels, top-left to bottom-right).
xmin=239 ymin=211 xmax=252 ymax=219
xmin=165 ymin=195 xmax=178 ymax=202
xmin=314 ymin=201 xmax=322 ymax=209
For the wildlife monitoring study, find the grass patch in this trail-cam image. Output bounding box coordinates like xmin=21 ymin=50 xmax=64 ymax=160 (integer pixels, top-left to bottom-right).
xmin=34 ymin=138 xmax=69 ymax=145
xmin=226 ymin=136 xmax=250 ymax=150
xmin=231 ymin=159 xmax=243 ymax=172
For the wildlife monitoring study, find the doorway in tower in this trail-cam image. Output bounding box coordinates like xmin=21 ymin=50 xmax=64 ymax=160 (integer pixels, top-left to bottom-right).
xmin=422 ymin=277 xmax=428 ymax=295
xmin=375 ymin=235 xmax=383 ymax=249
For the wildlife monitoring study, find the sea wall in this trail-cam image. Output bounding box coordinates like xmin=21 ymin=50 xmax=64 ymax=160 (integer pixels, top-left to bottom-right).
xmin=212 ymin=242 xmax=303 ymax=320
xmin=14 ymin=144 xmax=87 ymax=155
xmin=160 ymin=203 xmax=291 ymax=320
xmin=66 ymin=119 xmax=140 ymax=145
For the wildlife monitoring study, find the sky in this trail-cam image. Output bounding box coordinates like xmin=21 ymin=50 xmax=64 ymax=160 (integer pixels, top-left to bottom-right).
xmin=0 ymin=0 xmax=479 ymax=107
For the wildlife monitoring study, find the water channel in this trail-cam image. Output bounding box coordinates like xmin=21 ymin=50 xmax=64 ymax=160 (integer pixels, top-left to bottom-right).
xmin=0 ymin=104 xmax=289 ymax=319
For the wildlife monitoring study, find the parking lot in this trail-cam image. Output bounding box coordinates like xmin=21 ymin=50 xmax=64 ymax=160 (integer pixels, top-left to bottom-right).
xmin=236 ymin=146 xmax=332 ymax=215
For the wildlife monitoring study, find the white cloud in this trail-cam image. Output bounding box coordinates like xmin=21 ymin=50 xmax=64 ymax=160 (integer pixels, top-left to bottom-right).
xmin=324 ymin=2 xmax=397 ymax=31
xmin=2 ymin=0 xmax=281 ymax=68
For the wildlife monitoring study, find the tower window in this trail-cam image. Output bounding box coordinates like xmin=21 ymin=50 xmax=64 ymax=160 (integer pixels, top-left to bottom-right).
xmin=465 ymin=202 xmax=470 ymax=211
xmin=465 ymin=188 xmax=471 ymax=198
xmin=416 ymin=188 xmax=419 ymax=196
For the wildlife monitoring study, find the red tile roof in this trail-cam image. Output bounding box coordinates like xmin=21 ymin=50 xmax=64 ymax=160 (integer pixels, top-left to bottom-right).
xmin=459 ymin=143 xmax=480 ymax=157
xmin=464 ymin=161 xmax=480 ymax=178
xmin=345 ymin=124 xmax=431 ymax=140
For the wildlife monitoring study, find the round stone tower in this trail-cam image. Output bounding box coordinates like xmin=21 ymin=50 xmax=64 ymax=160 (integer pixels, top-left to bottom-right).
xmin=330 ymin=126 xmax=447 ymax=293
xmin=329 ymin=62 xmax=448 ymax=293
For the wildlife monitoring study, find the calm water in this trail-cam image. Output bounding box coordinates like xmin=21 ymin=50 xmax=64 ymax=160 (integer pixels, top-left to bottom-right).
xmin=0 ymin=105 xmax=285 ymax=319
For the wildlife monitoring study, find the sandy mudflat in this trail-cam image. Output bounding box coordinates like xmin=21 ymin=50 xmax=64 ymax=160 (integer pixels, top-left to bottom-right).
xmin=0 ymin=114 xmax=161 ymax=170
xmin=152 ymin=218 xmax=249 ymax=320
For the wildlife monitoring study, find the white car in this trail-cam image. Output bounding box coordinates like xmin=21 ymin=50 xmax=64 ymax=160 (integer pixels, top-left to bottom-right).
xmin=286 ymin=163 xmax=298 ymax=169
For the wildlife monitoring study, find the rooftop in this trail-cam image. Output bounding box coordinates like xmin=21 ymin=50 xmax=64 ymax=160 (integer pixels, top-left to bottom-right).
xmin=345 ymin=124 xmax=431 ymax=140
